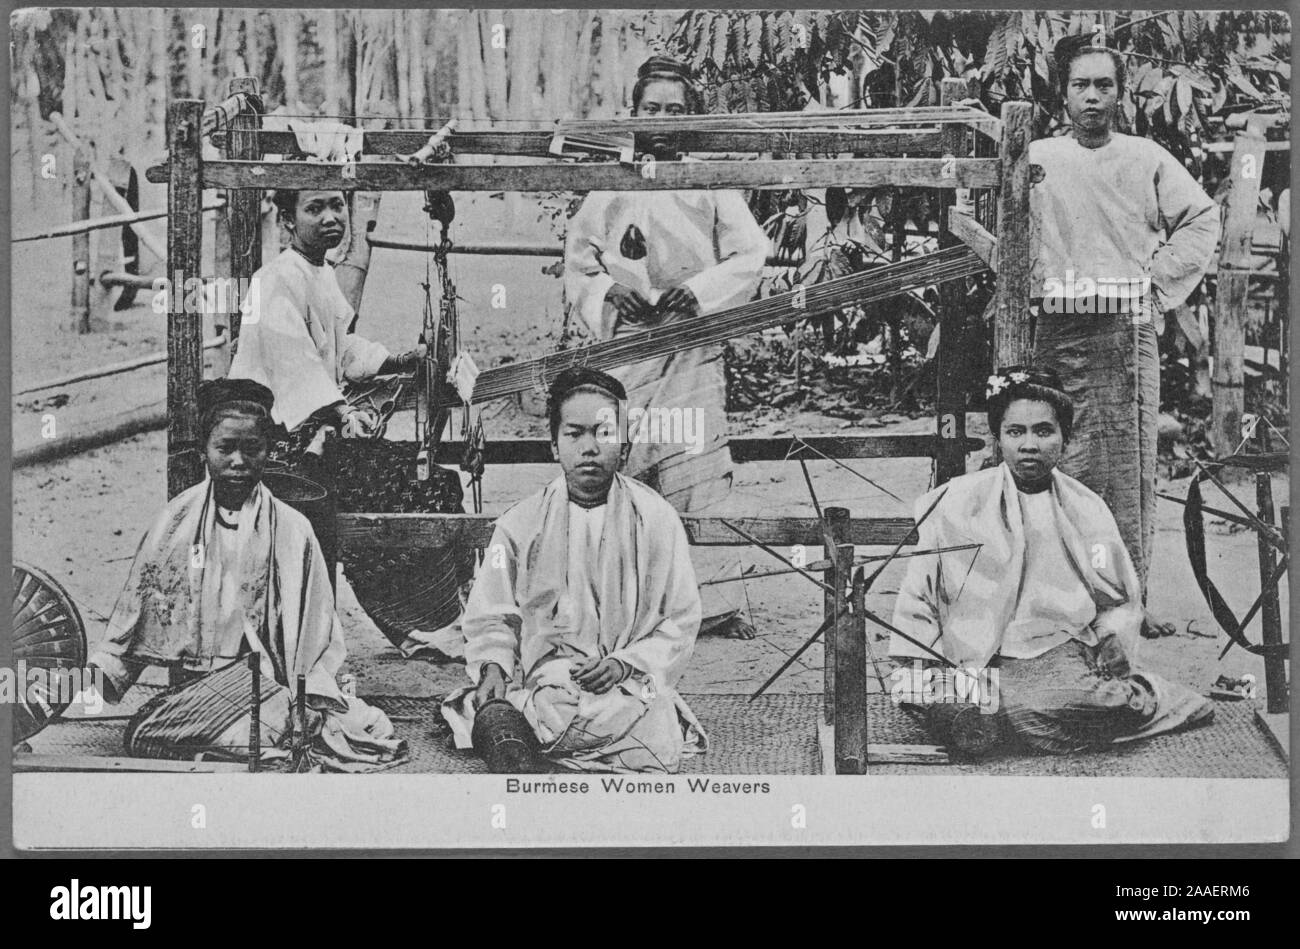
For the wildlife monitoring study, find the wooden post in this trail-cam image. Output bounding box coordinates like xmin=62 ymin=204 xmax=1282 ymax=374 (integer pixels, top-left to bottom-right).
xmin=821 ymin=506 xmax=849 ymax=724
xmin=248 ymin=651 xmax=261 ymax=773
xmin=70 ymin=147 xmax=92 ymax=334
xmin=832 ymin=542 xmax=866 ymax=774
xmin=992 ymin=101 xmax=1034 ymax=368
xmin=1255 ymin=471 xmax=1287 ymax=713
xmin=336 ymin=192 xmax=383 ymax=316
xmin=1211 ymin=123 xmax=1268 ymax=462
xmin=225 ymin=78 xmax=262 ymax=344
xmin=167 ymin=99 xmax=206 ymax=498
xmin=935 ymin=78 xmax=969 ymax=484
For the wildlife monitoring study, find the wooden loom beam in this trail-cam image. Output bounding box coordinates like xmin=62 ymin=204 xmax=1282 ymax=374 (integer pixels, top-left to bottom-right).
xmin=337 ymin=512 xmax=921 ymax=550
xmin=247 ymin=127 xmax=949 ymax=158
xmin=425 ymin=434 xmax=985 ymax=466
xmin=947 ymin=207 xmax=997 ymax=272
xmin=150 ymin=157 xmax=1003 ymax=192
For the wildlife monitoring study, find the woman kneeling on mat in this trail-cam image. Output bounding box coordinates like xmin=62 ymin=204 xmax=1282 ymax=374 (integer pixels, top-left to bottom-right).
xmin=890 ymin=367 xmax=1214 ymax=755
xmin=87 ymin=378 xmax=405 ymax=771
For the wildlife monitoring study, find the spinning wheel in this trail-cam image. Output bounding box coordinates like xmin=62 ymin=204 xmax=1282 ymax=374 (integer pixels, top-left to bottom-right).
xmin=11 ymin=562 xmax=88 ymax=743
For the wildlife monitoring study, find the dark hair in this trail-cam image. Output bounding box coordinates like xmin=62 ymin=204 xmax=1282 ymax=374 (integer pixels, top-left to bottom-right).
xmin=986 ymin=365 xmax=1074 ymax=443
xmin=631 ymin=55 xmax=700 ymax=114
xmin=271 ymin=189 xmax=297 ymax=221
xmin=1055 ymin=35 xmax=1126 ymax=96
xmin=547 ymin=367 xmax=627 ymax=440
xmin=199 ymin=378 xmax=275 ymax=442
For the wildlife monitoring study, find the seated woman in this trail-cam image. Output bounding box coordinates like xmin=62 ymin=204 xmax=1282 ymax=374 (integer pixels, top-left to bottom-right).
xmin=228 ymin=188 xmax=425 ymax=462
xmin=88 ymin=379 xmax=405 ymax=770
xmin=228 ymin=187 xmax=468 ymax=651
xmin=442 ymin=368 xmax=707 ymax=774
xmin=890 ymin=367 xmax=1214 ymax=755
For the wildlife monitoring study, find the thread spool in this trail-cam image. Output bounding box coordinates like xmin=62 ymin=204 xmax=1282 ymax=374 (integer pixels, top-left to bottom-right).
xmin=924 ymin=703 xmax=1003 ymax=757
xmin=471 ymin=699 xmax=546 ymax=773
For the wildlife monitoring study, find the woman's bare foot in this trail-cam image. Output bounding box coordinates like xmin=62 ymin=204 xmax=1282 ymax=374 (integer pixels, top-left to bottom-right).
xmin=1140 ymin=609 xmax=1177 ymax=638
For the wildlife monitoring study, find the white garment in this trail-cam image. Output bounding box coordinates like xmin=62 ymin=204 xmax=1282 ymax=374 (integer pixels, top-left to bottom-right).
xmin=565 ymin=187 xmax=768 ymax=339
xmin=1030 ymin=133 xmax=1219 ymax=311
xmin=565 ymin=503 xmax=607 ymax=640
xmin=229 ymin=249 xmax=391 ymax=431
xmin=208 ymin=513 xmax=247 ymax=665
xmin=999 ymin=490 xmax=1099 ymax=659
xmin=564 ymin=186 xmax=766 ymax=511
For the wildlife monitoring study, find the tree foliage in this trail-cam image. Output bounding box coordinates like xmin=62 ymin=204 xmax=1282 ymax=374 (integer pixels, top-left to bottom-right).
xmin=668 ymin=9 xmax=1290 ymax=153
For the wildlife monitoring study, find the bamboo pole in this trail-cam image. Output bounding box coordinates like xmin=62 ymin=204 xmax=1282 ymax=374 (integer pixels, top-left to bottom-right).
xmin=13 ymin=203 xmax=225 ymax=243
xmin=17 ymin=335 xmax=226 ymax=395
xmin=50 ymin=112 xmax=167 ymax=265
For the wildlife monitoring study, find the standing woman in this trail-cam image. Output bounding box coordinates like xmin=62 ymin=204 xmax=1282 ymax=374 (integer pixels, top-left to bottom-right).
xmin=565 ymin=56 xmax=768 ymax=513
xmin=1029 ymin=37 xmax=1219 ymax=636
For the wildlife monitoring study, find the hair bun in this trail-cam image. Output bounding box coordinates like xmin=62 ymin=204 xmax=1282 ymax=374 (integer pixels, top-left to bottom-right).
xmin=1053 ymin=33 xmax=1098 ymax=71
xmin=636 ymin=55 xmax=694 ymax=83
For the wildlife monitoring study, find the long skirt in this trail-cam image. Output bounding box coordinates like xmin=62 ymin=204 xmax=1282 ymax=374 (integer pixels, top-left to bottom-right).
xmin=612 ymin=332 xmax=733 ymax=514
xmin=1032 ymin=301 xmax=1159 ymax=588
xmin=996 ymin=639 xmax=1215 ymax=755
xmin=123 ymin=659 xmax=406 ymax=770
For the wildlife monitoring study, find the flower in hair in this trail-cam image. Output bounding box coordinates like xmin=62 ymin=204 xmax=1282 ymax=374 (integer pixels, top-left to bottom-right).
xmin=986 ymin=374 xmax=1009 ymax=396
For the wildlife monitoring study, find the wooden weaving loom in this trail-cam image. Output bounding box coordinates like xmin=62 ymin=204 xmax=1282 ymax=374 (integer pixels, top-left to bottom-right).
xmin=151 ymin=76 xmax=1038 ymax=774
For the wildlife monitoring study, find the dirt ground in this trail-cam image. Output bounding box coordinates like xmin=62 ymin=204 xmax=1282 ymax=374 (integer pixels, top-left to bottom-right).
xmin=10 ymin=183 xmax=1288 ymax=708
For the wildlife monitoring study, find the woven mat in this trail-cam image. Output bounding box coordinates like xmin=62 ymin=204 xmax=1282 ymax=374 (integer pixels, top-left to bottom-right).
xmin=17 ymin=693 xmax=1286 ymax=778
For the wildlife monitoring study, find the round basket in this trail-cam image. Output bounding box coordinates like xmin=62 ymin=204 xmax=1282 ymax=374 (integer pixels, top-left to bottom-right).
xmin=11 ymin=562 xmax=88 ymax=743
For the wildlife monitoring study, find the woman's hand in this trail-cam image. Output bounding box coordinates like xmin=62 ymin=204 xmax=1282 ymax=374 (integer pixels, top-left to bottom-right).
xmin=474 ymin=663 xmax=510 ymax=707
xmin=571 ymin=657 xmax=629 ymax=694
xmin=605 ymin=283 xmax=653 ymax=325
xmin=335 ymin=403 xmax=379 ymax=438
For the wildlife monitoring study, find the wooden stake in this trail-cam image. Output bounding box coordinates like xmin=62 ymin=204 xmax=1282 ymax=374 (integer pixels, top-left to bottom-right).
xmin=70 ymin=147 xmax=92 ymax=334
xmin=167 ymin=99 xmax=206 ymax=498
xmin=821 ymin=506 xmax=849 ymax=724
xmin=1211 ymin=122 xmax=1268 ymax=462
xmin=1255 ymin=470 xmax=1287 ymax=714
xmin=832 ymin=542 xmax=866 ymax=774
xmin=225 ymin=78 xmax=262 ymax=344
xmin=992 ymin=101 xmax=1034 ymax=368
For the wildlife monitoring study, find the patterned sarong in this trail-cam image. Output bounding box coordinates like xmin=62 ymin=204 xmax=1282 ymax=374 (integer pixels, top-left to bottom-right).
xmin=1033 ymin=301 xmax=1159 ymax=587
xmin=123 ymin=660 xmax=290 ymax=761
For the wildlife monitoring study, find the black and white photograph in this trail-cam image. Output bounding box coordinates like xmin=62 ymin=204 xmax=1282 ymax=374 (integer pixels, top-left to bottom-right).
xmin=4 ymin=6 xmax=1293 ymax=851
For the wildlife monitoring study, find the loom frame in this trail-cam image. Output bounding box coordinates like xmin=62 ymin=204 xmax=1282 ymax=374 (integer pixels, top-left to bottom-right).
xmin=154 ymin=77 xmax=1036 ymax=774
